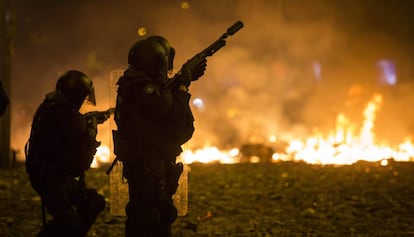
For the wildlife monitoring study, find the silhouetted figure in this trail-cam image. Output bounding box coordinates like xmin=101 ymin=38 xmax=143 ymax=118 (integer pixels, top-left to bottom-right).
xmin=25 ymin=70 xmax=105 ymax=237
xmin=0 ymin=80 xmax=9 ymax=116
xmin=113 ymin=36 xmax=206 ymax=237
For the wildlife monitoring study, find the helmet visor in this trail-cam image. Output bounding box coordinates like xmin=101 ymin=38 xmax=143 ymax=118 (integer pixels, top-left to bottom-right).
xmin=85 ymin=83 xmax=96 ymax=106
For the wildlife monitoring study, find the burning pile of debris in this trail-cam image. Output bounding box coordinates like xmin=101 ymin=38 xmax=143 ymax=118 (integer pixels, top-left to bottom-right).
xmin=90 ymin=92 xmax=414 ymax=168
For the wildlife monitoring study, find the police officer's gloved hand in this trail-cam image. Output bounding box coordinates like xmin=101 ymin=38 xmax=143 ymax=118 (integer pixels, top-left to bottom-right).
xmin=181 ymin=58 xmax=207 ymax=82
xmin=189 ymin=58 xmax=207 ymax=81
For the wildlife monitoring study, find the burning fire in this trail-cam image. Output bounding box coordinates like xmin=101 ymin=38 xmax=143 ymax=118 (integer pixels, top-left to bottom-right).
xmin=181 ymin=147 xmax=240 ymax=164
xmin=285 ymin=93 xmax=403 ymax=165
xmin=91 ymin=145 xmax=111 ymax=168
xmin=92 ymin=93 xmax=414 ymax=167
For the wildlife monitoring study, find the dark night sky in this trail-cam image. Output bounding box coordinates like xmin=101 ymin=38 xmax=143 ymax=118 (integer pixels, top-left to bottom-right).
xmin=9 ymin=0 xmax=414 ymax=156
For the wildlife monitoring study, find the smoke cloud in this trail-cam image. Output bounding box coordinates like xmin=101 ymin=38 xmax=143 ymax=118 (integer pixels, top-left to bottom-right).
xmin=10 ymin=0 xmax=414 ymax=159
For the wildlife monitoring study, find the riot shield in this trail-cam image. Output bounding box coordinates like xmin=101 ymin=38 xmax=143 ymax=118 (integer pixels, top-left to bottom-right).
xmin=108 ymin=69 xmax=189 ymax=216
xmin=109 ymin=158 xmax=189 ymax=216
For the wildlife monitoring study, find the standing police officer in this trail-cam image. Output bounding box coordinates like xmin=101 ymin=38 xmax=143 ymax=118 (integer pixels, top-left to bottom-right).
xmin=26 ymin=70 xmax=105 ymax=237
xmin=113 ymin=36 xmax=206 ymax=237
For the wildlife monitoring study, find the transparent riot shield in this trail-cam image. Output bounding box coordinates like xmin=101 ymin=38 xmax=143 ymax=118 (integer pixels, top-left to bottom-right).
xmin=172 ymin=156 xmax=190 ymax=217
xmin=108 ymin=160 xmax=129 ymax=216
xmin=108 ymin=69 xmax=125 ymax=216
xmin=108 ymin=69 xmax=189 ymax=216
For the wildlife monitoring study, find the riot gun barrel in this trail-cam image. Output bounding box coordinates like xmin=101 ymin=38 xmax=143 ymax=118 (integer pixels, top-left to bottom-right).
xmin=201 ymin=20 xmax=244 ymax=58
xmin=164 ymin=20 xmax=244 ymax=88
xmin=226 ymin=20 xmax=244 ymax=36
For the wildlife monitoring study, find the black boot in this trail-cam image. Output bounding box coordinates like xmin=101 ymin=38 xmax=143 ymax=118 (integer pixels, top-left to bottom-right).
xmin=125 ymin=217 xmax=155 ymax=237
xmin=77 ymin=189 xmax=105 ymax=236
xmin=37 ymin=220 xmax=80 ymax=237
xmin=154 ymin=223 xmax=171 ymax=237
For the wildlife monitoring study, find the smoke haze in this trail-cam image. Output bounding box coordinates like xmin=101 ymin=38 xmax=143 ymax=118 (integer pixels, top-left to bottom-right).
xmin=10 ymin=0 xmax=414 ymax=158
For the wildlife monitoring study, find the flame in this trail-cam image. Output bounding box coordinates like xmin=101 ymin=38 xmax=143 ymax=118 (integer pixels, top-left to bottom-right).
xmin=91 ymin=145 xmax=111 ymax=168
xmin=181 ymin=147 xmax=240 ymax=164
xmin=91 ymin=93 xmax=414 ymax=167
xmin=284 ymin=93 xmax=413 ymax=165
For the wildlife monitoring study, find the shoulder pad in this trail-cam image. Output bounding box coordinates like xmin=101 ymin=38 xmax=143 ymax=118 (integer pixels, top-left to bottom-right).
xmin=143 ymin=83 xmax=159 ymax=95
xmin=144 ymin=83 xmax=155 ymax=94
xmin=117 ymin=75 xmax=152 ymax=88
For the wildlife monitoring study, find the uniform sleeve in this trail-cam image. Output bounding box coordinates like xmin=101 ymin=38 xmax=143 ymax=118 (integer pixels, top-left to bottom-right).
xmin=167 ymin=89 xmax=195 ymax=146
xmin=56 ymin=106 xmax=99 ymax=176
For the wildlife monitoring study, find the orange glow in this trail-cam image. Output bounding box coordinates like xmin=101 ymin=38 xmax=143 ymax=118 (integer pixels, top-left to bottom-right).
xmin=179 ymin=93 xmax=413 ymax=165
xmin=91 ymin=145 xmax=111 ymax=168
xmin=181 ymin=147 xmax=240 ymax=164
xmin=137 ymin=27 xmax=147 ymax=36
xmin=181 ymin=1 xmax=190 ymax=10
xmin=281 ymin=93 xmax=412 ymax=165
xmin=91 ymin=93 xmax=414 ymax=167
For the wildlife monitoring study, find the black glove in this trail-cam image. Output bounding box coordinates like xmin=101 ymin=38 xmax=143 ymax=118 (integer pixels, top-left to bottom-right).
xmin=189 ymin=58 xmax=207 ymax=81
xmin=181 ymin=57 xmax=207 ymax=82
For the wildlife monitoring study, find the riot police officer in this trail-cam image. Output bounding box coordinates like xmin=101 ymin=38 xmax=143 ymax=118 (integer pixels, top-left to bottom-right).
xmin=26 ymin=70 xmax=105 ymax=237
xmin=113 ymin=36 xmax=206 ymax=237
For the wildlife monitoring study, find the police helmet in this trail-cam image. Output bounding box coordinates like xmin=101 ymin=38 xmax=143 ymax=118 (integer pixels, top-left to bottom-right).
xmin=127 ymin=38 xmax=168 ymax=78
xmin=146 ymin=35 xmax=175 ymax=72
xmin=56 ymin=70 xmax=96 ymax=109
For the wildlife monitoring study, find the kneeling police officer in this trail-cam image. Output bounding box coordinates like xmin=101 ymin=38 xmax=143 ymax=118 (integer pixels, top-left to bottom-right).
xmin=26 ymin=70 xmax=105 ymax=237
